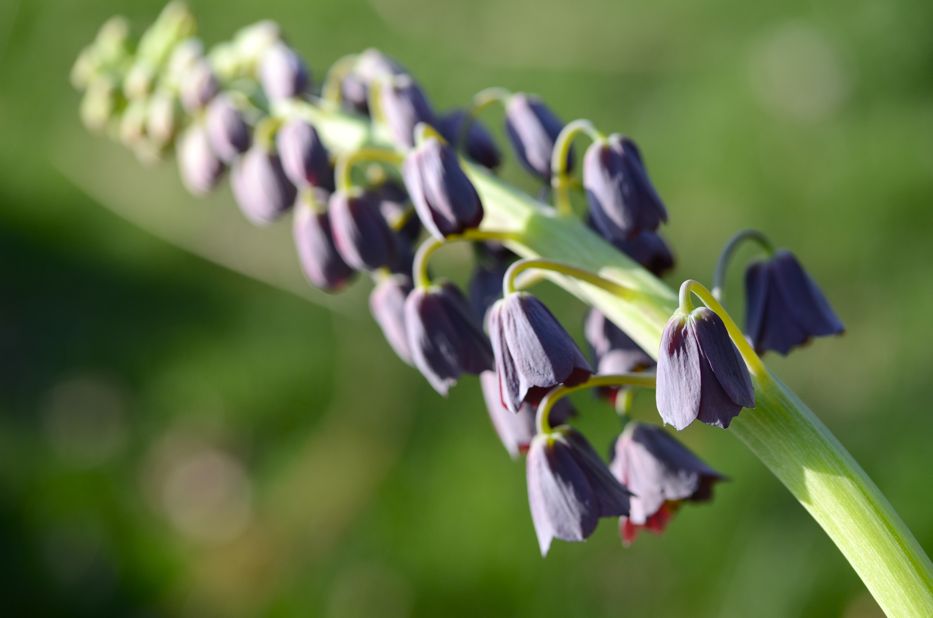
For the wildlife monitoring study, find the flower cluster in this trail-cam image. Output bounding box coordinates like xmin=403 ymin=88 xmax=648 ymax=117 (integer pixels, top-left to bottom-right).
xmin=73 ymin=3 xmax=845 ymax=555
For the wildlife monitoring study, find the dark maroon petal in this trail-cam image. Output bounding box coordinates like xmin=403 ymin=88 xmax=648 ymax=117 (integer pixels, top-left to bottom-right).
xmin=370 ymin=274 xmax=414 ymax=365
xmin=696 ymin=358 xmax=744 ymax=428
xmin=691 ymin=308 xmax=755 ymax=410
xmin=744 ymin=261 xmax=769 ymax=349
xmin=772 ymin=251 xmax=845 ymax=338
xmin=610 ymin=231 xmax=675 ymax=277
xmin=504 ymin=93 xmax=569 ymax=180
xmin=562 ymin=428 xmax=632 ymax=518
xmin=437 ymin=282 xmax=493 ymax=375
xmin=655 ymin=314 xmax=702 ymax=430
xmin=488 ymin=301 xmax=521 ymax=412
xmin=438 ymin=108 xmax=502 ymax=170
xmin=293 ymin=196 xmax=355 ymax=292
xmin=329 ymin=191 xmax=397 ymax=271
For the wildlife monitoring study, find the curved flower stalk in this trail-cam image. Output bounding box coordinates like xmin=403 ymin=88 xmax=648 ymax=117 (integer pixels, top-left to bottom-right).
xmin=72 ymin=4 xmax=932 ymax=615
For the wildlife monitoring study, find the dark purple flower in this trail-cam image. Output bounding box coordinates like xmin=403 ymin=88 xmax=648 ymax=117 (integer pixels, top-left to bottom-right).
xmin=584 ymin=134 xmax=667 ymax=240
xmin=404 ymin=282 xmax=492 ymax=395
xmin=609 ymin=230 xmax=675 ymax=277
xmin=260 ymin=43 xmax=310 ymax=102
xmin=177 ymin=123 xmax=224 ymax=195
xmin=372 ymin=180 xmax=420 ymax=242
xmin=656 ymin=307 xmax=755 ymax=430
xmin=745 ymin=250 xmax=844 ymax=355
xmin=438 ymin=108 xmax=502 ymax=170
xmin=504 ymin=93 xmax=569 ymax=180
xmin=204 ymin=94 xmax=251 ymax=163
xmin=610 ymin=422 xmax=724 ymax=545
xmin=179 ymin=59 xmax=218 ymax=112
xmin=340 ymin=49 xmax=406 ymax=115
xmin=468 ymin=246 xmax=512 ymax=323
xmin=380 ymin=75 xmax=436 ymax=148
xmin=479 ymin=371 xmax=574 ymax=459
xmin=370 ymin=274 xmax=414 ymax=365
xmin=489 ymin=293 xmax=592 ymax=413
xmin=584 ymin=309 xmax=655 ymax=403
xmin=231 ymin=145 xmax=297 ymax=225
xmin=403 ymin=137 xmax=484 ymax=239
xmin=276 ymin=118 xmax=334 ymax=191
xmin=527 ymin=427 xmax=631 ymax=555
xmin=328 ymin=190 xmax=398 ymax=271
xmin=293 ymin=193 xmax=355 ymax=292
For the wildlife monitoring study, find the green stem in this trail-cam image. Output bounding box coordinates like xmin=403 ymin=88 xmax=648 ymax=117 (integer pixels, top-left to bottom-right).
xmin=411 ymin=230 xmax=520 ymax=289
xmin=321 ymin=53 xmax=358 ymax=106
xmin=334 ymin=147 xmax=403 ymax=193
xmin=536 ymin=373 xmax=656 ymax=434
xmin=550 ymin=119 xmax=603 ymax=215
xmin=503 ymin=258 xmax=636 ymax=300
xmin=456 ymin=87 xmax=511 ymax=152
xmin=712 ymin=228 xmax=775 ymax=300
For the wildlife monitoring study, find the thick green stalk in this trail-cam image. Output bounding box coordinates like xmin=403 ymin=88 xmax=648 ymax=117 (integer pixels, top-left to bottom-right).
xmin=284 ymin=102 xmax=933 ymax=615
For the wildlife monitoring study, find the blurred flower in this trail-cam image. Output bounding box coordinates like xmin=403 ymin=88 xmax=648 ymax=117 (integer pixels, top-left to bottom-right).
xmin=609 ymin=230 xmax=675 ymax=277
xmin=260 ymin=43 xmax=310 ymax=101
xmin=504 ymin=93 xmax=568 ymax=180
xmin=437 ymin=108 xmax=502 ymax=170
xmin=276 ymin=118 xmax=334 ymax=191
xmin=468 ymin=247 xmax=512 ymax=323
xmin=584 ymin=135 xmax=667 ymax=240
xmin=340 ymin=48 xmax=406 ymax=115
xmin=527 ymin=427 xmax=630 ymax=555
xmin=745 ymin=250 xmax=844 ymax=355
xmin=584 ymin=309 xmax=655 ymax=403
xmin=380 ymin=75 xmax=436 ymax=148
xmin=329 ymin=190 xmax=398 ymax=271
xmin=179 ymin=59 xmax=218 ymax=112
xmin=403 ymin=136 xmax=483 ymax=239
xmin=373 ymin=180 xmax=420 ymax=242
xmin=610 ymin=422 xmax=725 ymax=545
xmin=489 ymin=292 xmax=592 ymax=412
xmin=405 ymin=282 xmax=492 ymax=395
xmin=293 ymin=191 xmax=355 ymax=291
xmin=479 ymin=371 xmax=574 ymax=459
xmin=204 ymin=93 xmax=251 ymax=162
xmin=656 ymin=308 xmax=755 ymax=430
xmin=231 ymin=144 xmax=297 ymax=224
xmin=177 ymin=122 xmax=225 ymax=195
xmin=370 ymin=274 xmax=414 ymax=365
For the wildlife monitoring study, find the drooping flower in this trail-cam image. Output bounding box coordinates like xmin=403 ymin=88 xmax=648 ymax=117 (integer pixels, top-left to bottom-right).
xmin=584 ymin=134 xmax=667 ymax=240
xmin=339 ymin=48 xmax=406 ymax=115
xmin=489 ymin=293 xmax=592 ymax=412
xmin=372 ymin=180 xmax=421 ymax=242
xmin=438 ymin=108 xmax=502 ymax=170
xmin=292 ymin=191 xmax=355 ymax=292
xmin=177 ymin=123 xmax=224 ymax=195
xmin=204 ymin=93 xmax=251 ymax=163
xmin=405 ymin=282 xmax=493 ymax=395
xmin=504 ymin=93 xmax=569 ymax=180
xmin=656 ymin=307 xmax=755 ymax=430
xmin=179 ymin=59 xmax=218 ymax=112
xmin=527 ymin=427 xmax=631 ymax=555
xmin=328 ymin=190 xmax=398 ymax=271
xmin=402 ymin=136 xmax=484 ymax=239
xmin=584 ymin=309 xmax=655 ymax=403
xmin=259 ymin=43 xmax=310 ymax=102
xmin=479 ymin=371 xmax=574 ymax=459
xmin=609 ymin=230 xmax=675 ymax=277
xmin=745 ymin=250 xmax=845 ymax=355
xmin=370 ymin=274 xmax=414 ymax=365
xmin=468 ymin=246 xmax=512 ymax=323
xmin=610 ymin=422 xmax=725 ymax=545
xmin=230 ymin=144 xmax=297 ymax=224
xmin=275 ymin=118 xmax=334 ymax=191
xmin=380 ymin=75 xmax=436 ymax=148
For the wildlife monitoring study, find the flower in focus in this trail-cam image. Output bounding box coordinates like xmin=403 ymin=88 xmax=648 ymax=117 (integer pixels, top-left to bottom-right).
xmin=489 ymin=292 xmax=592 ymax=412
xmin=745 ymin=250 xmax=844 ymax=355
xmin=527 ymin=427 xmax=631 ymax=555
xmin=610 ymin=422 xmax=725 ymax=545
xmin=656 ymin=307 xmax=755 ymax=430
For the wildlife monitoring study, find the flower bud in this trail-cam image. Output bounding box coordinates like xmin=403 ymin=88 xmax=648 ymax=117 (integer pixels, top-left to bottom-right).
xmin=177 ymin=123 xmax=225 ymax=195
xmin=584 ymin=309 xmax=654 ymax=402
xmin=438 ymin=109 xmax=502 ymax=170
xmin=179 ymin=59 xmax=219 ymax=112
xmin=404 ymin=282 xmax=493 ymax=395
xmin=744 ymin=250 xmax=844 ymax=355
xmin=402 ymin=137 xmax=483 ymax=239
xmin=504 ymin=93 xmax=569 ymax=180
xmin=230 ymin=145 xmax=296 ymax=224
xmin=656 ymin=308 xmax=755 ymax=430
xmin=479 ymin=371 xmax=574 ymax=459
xmin=380 ymin=75 xmax=436 ymax=148
xmin=610 ymin=422 xmax=724 ymax=545
xmin=260 ymin=43 xmax=310 ymax=102
xmin=527 ymin=427 xmax=631 ymax=555
xmin=489 ymin=293 xmax=592 ymax=412
xmin=584 ymin=134 xmax=667 ymax=240
xmin=275 ymin=119 xmax=334 ymax=191
xmin=233 ymin=20 xmax=283 ymax=72
xmin=370 ymin=274 xmax=414 ymax=365
xmin=328 ymin=190 xmax=398 ymax=271
xmin=340 ymin=49 xmax=406 ymax=115
xmin=80 ymin=77 xmax=119 ymax=132
xmin=293 ymin=192 xmax=355 ymax=292
xmin=146 ymin=89 xmax=179 ymax=147
xmin=205 ymin=94 xmax=252 ymax=162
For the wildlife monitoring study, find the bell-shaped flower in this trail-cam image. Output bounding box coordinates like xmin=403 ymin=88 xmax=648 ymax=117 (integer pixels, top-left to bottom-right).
xmin=370 ymin=274 xmax=414 ymax=365
xmin=328 ymin=190 xmax=398 ymax=271
xmin=276 ymin=118 xmax=334 ymax=191
xmin=339 ymin=48 xmax=406 ymax=115
xmin=656 ymin=307 xmax=755 ymax=430
xmin=405 ymin=282 xmax=493 ymax=395
xmin=380 ymin=75 xmax=436 ymax=148
xmin=403 ymin=136 xmax=484 ymax=239
xmin=177 ymin=123 xmax=224 ymax=195
xmin=504 ymin=93 xmax=569 ymax=180
xmin=610 ymin=422 xmax=725 ymax=545
xmin=204 ymin=93 xmax=251 ymax=163
xmin=584 ymin=309 xmax=655 ymax=403
xmin=438 ymin=108 xmax=502 ymax=170
xmin=292 ymin=191 xmax=355 ymax=292
xmin=609 ymin=230 xmax=675 ymax=277
xmin=584 ymin=134 xmax=667 ymax=240
xmin=260 ymin=43 xmax=310 ymax=102
xmin=745 ymin=250 xmax=844 ymax=355
xmin=479 ymin=371 xmax=574 ymax=459
xmin=231 ymin=144 xmax=297 ymax=224
xmin=489 ymin=292 xmax=592 ymax=413
xmin=527 ymin=427 xmax=631 ymax=555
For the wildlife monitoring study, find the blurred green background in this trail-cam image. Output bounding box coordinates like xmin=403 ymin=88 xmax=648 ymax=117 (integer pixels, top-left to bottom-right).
xmin=1 ymin=0 xmax=932 ymax=616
